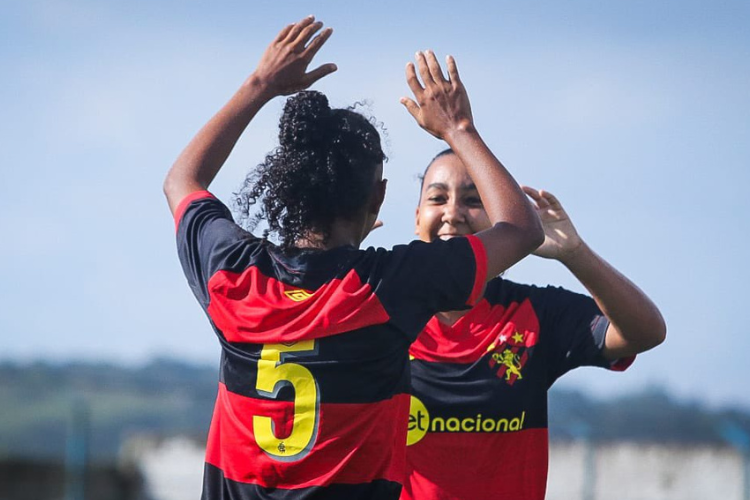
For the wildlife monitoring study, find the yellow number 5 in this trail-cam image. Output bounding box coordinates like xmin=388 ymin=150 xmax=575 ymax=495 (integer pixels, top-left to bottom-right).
xmin=253 ymin=340 xmax=319 ymax=461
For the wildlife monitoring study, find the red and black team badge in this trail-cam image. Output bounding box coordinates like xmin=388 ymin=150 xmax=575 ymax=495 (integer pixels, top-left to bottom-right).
xmin=485 ymin=299 xmax=539 ymax=385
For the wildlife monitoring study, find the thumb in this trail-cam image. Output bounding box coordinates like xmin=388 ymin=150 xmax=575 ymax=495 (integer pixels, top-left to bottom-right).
xmin=304 ymin=63 xmax=338 ymax=86
xmin=400 ymin=97 xmax=420 ymax=120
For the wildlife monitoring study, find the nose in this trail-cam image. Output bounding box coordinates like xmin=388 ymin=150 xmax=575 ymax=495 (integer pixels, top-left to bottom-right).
xmin=441 ymin=200 xmax=465 ymax=224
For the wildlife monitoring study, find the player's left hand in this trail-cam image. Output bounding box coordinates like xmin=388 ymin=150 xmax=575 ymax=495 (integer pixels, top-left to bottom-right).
xmin=400 ymin=51 xmax=473 ymax=141
xmin=522 ymin=186 xmax=583 ymax=261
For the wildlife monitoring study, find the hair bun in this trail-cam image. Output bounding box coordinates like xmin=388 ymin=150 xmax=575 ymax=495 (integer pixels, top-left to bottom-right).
xmin=279 ymin=90 xmax=333 ymax=149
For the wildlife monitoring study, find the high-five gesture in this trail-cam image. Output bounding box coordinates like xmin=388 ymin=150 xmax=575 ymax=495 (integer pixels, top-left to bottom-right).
xmin=254 ymin=16 xmax=337 ymax=98
xmin=401 ymin=51 xmax=473 ymax=140
xmin=403 ymin=51 xmax=543 ymax=281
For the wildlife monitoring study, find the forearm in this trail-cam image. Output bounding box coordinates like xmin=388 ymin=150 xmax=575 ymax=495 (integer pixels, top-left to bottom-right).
xmin=164 ymin=75 xmax=274 ymax=214
xmin=446 ymin=129 xmax=544 ymax=275
xmin=560 ymin=242 xmax=666 ymax=358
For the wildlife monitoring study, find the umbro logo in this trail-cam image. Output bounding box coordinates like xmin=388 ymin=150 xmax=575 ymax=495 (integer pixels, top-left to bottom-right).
xmin=284 ymin=289 xmax=313 ymax=302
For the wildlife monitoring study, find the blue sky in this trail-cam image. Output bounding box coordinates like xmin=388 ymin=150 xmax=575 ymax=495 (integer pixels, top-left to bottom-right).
xmin=1 ymin=0 xmax=748 ymax=409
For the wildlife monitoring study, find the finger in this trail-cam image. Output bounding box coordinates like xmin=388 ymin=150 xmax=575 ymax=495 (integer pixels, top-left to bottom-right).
xmin=400 ymin=96 xmax=420 ymax=119
xmin=539 ymin=189 xmax=561 ymax=207
xmin=274 ymin=23 xmax=295 ymax=44
xmin=303 ymin=63 xmax=338 ymax=86
xmin=522 ymin=185 xmax=542 ymax=201
xmin=303 ymin=27 xmax=333 ymax=60
xmin=283 ymin=15 xmax=316 ymax=44
xmin=425 ymin=50 xmax=446 ymax=83
xmin=446 ymin=55 xmax=462 ymax=85
xmin=294 ymin=20 xmax=324 ymax=51
xmin=405 ymin=62 xmax=424 ymax=98
xmin=522 ymin=185 xmax=549 ymax=209
xmin=416 ymin=51 xmax=435 ymax=87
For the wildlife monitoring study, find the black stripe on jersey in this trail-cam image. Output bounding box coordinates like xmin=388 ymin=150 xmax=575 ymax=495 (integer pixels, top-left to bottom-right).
xmin=482 ymin=277 xmax=612 ymax=384
xmin=219 ymin=324 xmax=412 ymax=404
xmin=409 ymin=358 xmax=549 ymax=430
xmin=202 ymin=463 xmax=402 ymax=500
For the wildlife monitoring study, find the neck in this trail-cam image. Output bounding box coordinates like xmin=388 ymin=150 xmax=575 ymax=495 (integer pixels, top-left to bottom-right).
xmin=294 ymin=216 xmax=366 ymax=251
xmin=435 ymin=310 xmax=469 ymax=326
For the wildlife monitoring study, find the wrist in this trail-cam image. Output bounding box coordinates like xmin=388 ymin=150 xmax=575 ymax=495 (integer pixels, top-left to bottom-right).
xmin=443 ymin=122 xmax=478 ymax=145
xmin=241 ymin=74 xmax=277 ymax=104
xmin=559 ymin=240 xmax=592 ymax=269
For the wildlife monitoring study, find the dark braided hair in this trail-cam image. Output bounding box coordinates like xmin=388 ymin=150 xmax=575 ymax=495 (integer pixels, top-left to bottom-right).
xmin=234 ymin=91 xmax=386 ymax=251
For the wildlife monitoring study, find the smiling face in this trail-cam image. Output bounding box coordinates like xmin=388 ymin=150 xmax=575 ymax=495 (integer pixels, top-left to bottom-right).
xmin=415 ymin=153 xmax=492 ymax=242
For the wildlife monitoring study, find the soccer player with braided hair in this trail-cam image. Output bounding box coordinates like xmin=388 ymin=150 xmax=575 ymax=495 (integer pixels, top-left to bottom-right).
xmin=164 ymin=15 xmax=543 ymax=500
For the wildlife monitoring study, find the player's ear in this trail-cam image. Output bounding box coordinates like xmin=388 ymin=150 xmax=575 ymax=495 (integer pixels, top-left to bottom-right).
xmin=414 ymin=206 xmax=420 ymax=236
xmin=369 ymin=178 xmax=387 ymax=216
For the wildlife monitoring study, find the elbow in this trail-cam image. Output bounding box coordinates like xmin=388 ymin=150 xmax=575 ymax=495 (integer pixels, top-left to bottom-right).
xmin=163 ymin=169 xmax=177 ymax=200
xmin=637 ymin=316 xmax=667 ymax=353
xmin=525 ymin=220 xmax=545 ymax=254
xmin=652 ymin=315 xmax=667 ymax=348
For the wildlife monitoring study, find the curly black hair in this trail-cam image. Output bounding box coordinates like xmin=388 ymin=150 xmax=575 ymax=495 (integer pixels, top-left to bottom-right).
xmin=233 ymin=90 xmax=386 ymax=251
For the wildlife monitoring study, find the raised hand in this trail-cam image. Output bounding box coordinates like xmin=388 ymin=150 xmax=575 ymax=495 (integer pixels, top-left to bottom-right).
xmin=164 ymin=16 xmax=336 ymax=214
xmin=400 ymin=51 xmax=473 ymax=140
xmin=522 ymin=186 xmax=583 ymax=261
xmin=252 ymin=16 xmax=337 ymax=98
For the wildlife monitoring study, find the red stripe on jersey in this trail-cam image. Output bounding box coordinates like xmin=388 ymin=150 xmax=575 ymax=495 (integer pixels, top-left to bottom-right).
xmin=611 ymin=355 xmax=636 ymax=371
xmin=173 ymin=190 xmax=214 ymax=232
xmin=206 ymin=383 xmax=409 ymax=489
xmin=207 ymin=267 xmax=390 ymax=344
xmin=410 ymin=299 xmax=540 ymax=364
xmin=402 ymin=429 xmax=548 ymax=500
xmin=465 ymin=235 xmax=487 ymax=305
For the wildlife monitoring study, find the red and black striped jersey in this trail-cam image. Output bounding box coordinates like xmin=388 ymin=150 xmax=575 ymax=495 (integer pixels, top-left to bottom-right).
xmin=402 ymin=277 xmax=634 ymax=500
xmin=174 ymin=191 xmax=487 ymax=500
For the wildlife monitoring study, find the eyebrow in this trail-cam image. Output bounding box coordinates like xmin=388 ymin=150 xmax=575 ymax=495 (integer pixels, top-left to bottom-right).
xmin=425 ymin=182 xmax=478 ymax=192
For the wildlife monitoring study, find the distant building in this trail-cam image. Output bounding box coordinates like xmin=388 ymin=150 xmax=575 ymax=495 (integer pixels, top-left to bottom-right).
xmin=121 ymin=435 xmax=748 ymax=500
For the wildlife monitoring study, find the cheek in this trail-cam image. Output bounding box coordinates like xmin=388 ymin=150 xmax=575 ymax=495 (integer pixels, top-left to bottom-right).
xmin=469 ymin=210 xmax=492 ymax=232
xmin=416 ymin=207 xmax=442 ymax=234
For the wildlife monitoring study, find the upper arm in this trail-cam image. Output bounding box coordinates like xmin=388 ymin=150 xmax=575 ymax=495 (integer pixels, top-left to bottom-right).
xmin=175 ymin=192 xmax=252 ymax=305
xmin=373 ymin=236 xmax=486 ymax=337
xmin=164 ymin=169 xmax=206 ymax=216
xmin=474 ymin=222 xmax=544 ymax=281
xmin=601 ymin=323 xmax=644 ymax=363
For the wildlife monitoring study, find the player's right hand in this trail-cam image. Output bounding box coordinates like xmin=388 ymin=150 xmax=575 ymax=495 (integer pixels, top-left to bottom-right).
xmin=251 ymin=15 xmax=337 ymax=98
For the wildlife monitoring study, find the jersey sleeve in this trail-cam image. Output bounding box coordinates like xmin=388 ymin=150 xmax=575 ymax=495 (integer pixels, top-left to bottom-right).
xmin=529 ymin=284 xmax=634 ymax=386
xmin=371 ymin=235 xmax=487 ymax=340
xmin=174 ymin=191 xmax=256 ymax=308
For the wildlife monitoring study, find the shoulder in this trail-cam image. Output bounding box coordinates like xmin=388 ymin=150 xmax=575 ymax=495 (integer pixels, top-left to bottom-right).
xmin=484 ymin=276 xmax=588 ymax=308
xmin=483 ymin=276 xmax=540 ymax=304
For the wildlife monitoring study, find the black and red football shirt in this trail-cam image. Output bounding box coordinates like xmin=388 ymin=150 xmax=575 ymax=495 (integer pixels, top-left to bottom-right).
xmin=402 ymin=277 xmax=634 ymax=500
xmin=174 ymin=191 xmax=487 ymax=500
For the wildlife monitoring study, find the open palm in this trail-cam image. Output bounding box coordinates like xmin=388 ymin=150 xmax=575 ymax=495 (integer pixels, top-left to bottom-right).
xmin=522 ymin=186 xmax=583 ymax=260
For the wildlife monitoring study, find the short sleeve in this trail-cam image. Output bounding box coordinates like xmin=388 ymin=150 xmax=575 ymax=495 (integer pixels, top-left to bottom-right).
xmin=370 ymin=235 xmax=486 ymax=339
xmin=530 ymin=285 xmax=632 ymax=386
xmin=175 ymin=191 xmax=256 ymax=307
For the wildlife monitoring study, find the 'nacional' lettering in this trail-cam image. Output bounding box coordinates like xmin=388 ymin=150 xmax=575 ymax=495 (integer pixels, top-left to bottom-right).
xmin=407 ymin=396 xmax=526 ymax=446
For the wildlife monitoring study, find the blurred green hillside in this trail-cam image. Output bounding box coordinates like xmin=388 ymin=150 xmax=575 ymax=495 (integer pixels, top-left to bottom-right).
xmin=1 ymin=359 xmax=749 ymax=461
xmin=0 ymin=359 xmax=216 ymax=460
